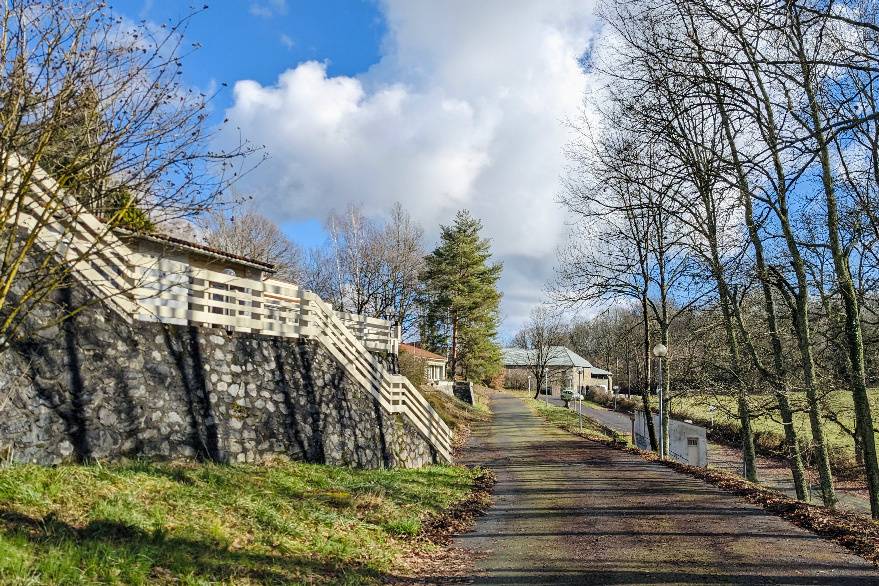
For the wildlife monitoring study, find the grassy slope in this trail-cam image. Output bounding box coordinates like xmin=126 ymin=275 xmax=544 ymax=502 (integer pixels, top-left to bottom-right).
xmin=420 ymin=385 xmax=491 ymax=441
xmin=0 ymin=461 xmax=479 ymax=585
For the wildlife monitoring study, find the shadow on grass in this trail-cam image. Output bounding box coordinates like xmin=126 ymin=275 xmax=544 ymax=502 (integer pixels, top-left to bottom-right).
xmin=0 ymin=509 xmax=387 ymax=584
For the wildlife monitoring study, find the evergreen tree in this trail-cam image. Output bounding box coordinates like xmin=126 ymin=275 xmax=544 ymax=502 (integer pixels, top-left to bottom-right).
xmin=420 ymin=210 xmax=503 ymax=383
xmin=32 ymin=86 xmax=154 ymax=231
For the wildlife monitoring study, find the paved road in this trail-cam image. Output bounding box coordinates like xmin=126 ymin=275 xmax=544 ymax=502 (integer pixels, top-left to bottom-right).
xmin=454 ymin=392 xmax=877 ymax=585
xmin=544 ymin=397 xmax=871 ymax=516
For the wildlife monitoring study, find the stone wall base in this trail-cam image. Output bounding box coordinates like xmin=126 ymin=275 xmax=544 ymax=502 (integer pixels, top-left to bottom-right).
xmin=0 ymin=285 xmax=439 ymax=468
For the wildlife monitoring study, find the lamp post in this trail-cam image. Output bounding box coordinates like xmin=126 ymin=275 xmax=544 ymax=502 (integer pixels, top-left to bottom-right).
xmin=577 ymin=392 xmax=583 ymax=432
xmin=653 ymin=342 xmax=668 ymax=460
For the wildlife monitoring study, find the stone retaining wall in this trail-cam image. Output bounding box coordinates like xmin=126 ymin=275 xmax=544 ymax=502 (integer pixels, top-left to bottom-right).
xmin=0 ymin=285 xmax=439 ymax=468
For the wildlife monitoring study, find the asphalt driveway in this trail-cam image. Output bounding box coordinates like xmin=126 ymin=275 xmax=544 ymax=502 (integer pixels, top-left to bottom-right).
xmin=453 ymin=392 xmax=878 ymax=585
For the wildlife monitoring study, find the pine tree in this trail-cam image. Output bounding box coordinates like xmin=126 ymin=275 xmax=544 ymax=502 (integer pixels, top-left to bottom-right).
xmin=420 ymin=210 xmax=503 ymax=383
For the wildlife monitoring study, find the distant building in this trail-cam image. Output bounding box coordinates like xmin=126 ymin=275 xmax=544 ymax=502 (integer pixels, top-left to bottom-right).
xmin=501 ymin=346 xmax=613 ymax=397
xmin=400 ymin=343 xmax=447 ymax=383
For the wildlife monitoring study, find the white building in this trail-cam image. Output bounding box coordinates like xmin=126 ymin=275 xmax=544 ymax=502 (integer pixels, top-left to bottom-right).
xmin=501 ymin=346 xmax=613 ymax=397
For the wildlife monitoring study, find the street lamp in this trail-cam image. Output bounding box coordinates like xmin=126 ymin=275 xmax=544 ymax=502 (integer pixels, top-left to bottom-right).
xmin=653 ymin=342 xmax=668 ymax=460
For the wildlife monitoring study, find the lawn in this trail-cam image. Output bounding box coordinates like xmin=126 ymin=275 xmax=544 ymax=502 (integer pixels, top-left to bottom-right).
xmin=0 ymin=460 xmax=481 ymax=585
xmin=508 ymin=390 xmax=628 ymax=446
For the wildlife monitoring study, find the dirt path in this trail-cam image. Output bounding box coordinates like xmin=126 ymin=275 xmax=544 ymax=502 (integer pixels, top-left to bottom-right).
xmin=453 ymin=392 xmax=877 ymax=585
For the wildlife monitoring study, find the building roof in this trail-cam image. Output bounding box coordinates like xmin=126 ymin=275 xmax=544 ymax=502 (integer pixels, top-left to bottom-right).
xmin=118 ymin=229 xmax=276 ymax=272
xmin=591 ymin=367 xmax=612 ymax=377
xmin=501 ymin=346 xmax=594 ymax=369
xmin=400 ymin=343 xmax=446 ymax=362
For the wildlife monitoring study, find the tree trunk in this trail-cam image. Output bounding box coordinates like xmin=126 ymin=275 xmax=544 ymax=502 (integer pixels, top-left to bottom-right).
xmin=717 ymin=280 xmax=758 ymax=483
xmin=533 ymin=364 xmax=543 ymax=400
xmin=641 ymin=295 xmax=658 ymax=451
xmin=662 ymin=386 xmax=670 ymax=458
xmin=693 ymin=8 xmax=838 ymax=503
xmin=855 ymin=417 xmax=865 ymax=467
xmin=744 ymin=43 xmax=837 ymax=506
xmin=706 ymin=220 xmax=758 ymax=482
xmin=450 ymin=311 xmax=458 ymax=381
xmin=660 ymin=326 xmax=670 ymax=457
xmin=715 ymin=92 xmax=807 ymax=498
xmin=795 ymin=305 xmax=838 ymax=506
xmin=777 ymin=393 xmax=808 ymax=500
xmin=737 ymin=392 xmax=759 ymax=482
xmin=791 ymin=17 xmax=879 ymax=517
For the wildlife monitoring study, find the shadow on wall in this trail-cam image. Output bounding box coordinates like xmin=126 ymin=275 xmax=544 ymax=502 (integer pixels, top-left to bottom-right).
xmin=284 ymin=339 xmax=327 ymax=464
xmin=161 ymin=325 xmax=223 ymax=463
xmin=5 ymin=280 xmax=431 ymax=467
xmin=17 ymin=287 xmax=93 ymax=462
xmin=272 ymin=338 xmax=394 ymax=468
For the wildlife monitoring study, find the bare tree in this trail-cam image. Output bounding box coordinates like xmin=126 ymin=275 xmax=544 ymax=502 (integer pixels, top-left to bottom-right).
xmin=326 ymin=204 xmax=384 ymax=315
xmin=585 ymin=0 xmax=879 ymax=513
xmin=556 ymin=122 xmax=659 ymax=448
xmin=201 ymin=209 xmax=302 ymax=282
xmin=325 ymin=203 xmax=425 ymax=337
xmin=592 ymin=0 xmax=763 ymax=479
xmin=557 ymin=108 xmax=705 ymax=450
xmin=377 ymin=203 xmax=425 ymax=338
xmin=0 ymin=1 xmax=258 ymax=353
xmin=515 ymin=305 xmax=567 ymax=399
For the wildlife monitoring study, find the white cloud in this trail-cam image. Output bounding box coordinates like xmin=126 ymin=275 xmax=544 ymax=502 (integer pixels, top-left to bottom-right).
xmin=249 ymin=0 xmax=286 ymax=18
xmin=222 ymin=0 xmax=599 ymax=335
xmin=279 ymin=33 xmax=294 ymax=50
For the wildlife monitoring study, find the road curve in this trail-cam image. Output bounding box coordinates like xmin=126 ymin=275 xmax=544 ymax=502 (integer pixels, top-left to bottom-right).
xmin=454 ymin=391 xmax=878 ymax=585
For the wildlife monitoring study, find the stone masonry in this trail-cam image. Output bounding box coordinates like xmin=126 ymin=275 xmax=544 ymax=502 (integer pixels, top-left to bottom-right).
xmin=0 ymin=284 xmax=440 ymax=468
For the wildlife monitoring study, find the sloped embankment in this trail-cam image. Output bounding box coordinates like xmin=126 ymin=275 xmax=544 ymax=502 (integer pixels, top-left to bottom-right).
xmin=0 ymin=460 xmax=488 ymax=584
xmin=420 ymin=384 xmax=493 ymax=451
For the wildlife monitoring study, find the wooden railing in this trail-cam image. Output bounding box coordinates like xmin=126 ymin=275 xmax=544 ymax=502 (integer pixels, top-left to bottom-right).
xmin=130 ymin=264 xmax=451 ymax=461
xmin=4 ymin=154 xmax=141 ymax=319
xmin=332 ymin=309 xmax=401 ymax=355
xmin=6 ymin=156 xmax=451 ymax=463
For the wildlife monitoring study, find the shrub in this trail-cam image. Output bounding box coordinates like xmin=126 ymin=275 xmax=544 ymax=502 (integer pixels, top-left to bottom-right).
xmin=504 ymin=369 xmax=529 ymax=390
xmin=399 ymin=351 xmax=427 ymax=387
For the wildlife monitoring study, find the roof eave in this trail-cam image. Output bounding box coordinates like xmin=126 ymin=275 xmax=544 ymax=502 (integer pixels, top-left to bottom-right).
xmin=117 ymin=228 xmax=277 ymax=273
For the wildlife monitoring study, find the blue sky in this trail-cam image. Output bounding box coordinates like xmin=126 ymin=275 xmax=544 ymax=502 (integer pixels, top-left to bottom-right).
xmin=113 ymin=0 xmax=387 ymax=248
xmin=115 ymin=1 xmax=386 ymax=89
xmin=112 ymin=1 xmax=600 ymax=336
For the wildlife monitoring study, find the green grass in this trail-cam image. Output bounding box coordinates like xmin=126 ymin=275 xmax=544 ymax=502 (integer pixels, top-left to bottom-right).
xmin=657 ymin=389 xmax=879 ymax=474
xmin=508 ymin=390 xmax=628 ymax=445
xmin=470 ymin=385 xmax=493 ymax=416
xmin=0 ymin=460 xmax=481 ymax=585
xmin=421 ymin=386 xmax=491 ymax=436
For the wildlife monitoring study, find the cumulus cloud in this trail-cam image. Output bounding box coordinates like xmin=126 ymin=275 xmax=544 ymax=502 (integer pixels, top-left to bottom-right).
xmin=222 ymin=0 xmax=599 ymax=334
